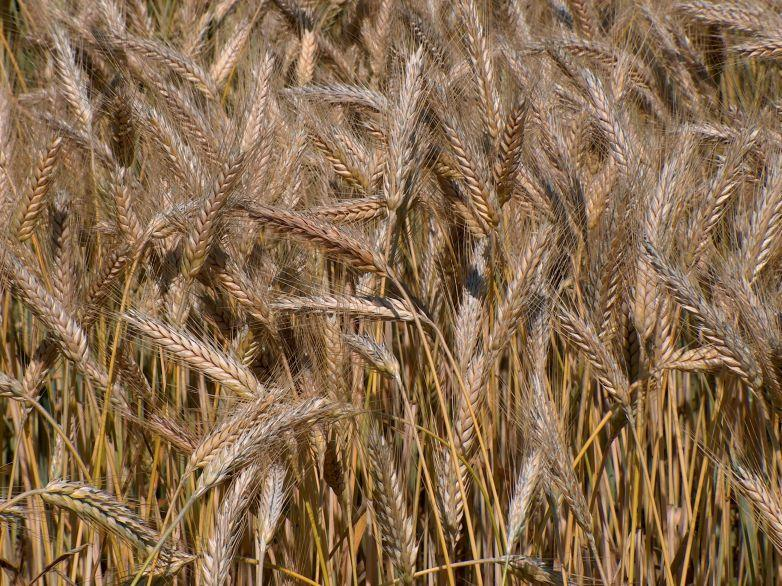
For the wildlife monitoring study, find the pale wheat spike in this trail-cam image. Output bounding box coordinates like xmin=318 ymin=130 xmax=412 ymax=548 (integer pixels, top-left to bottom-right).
xmin=296 ymin=27 xmax=318 ymax=86
xmin=50 ymin=28 xmax=92 ymax=132
xmin=198 ymin=397 xmax=344 ymax=492
xmin=366 ymin=425 xmax=417 ymax=584
xmin=124 ymin=309 xmax=266 ymax=399
xmin=41 ymin=481 xmax=192 ymax=575
xmin=442 ymin=116 xmax=498 ymax=232
xmin=690 ymin=129 xmax=759 ymax=264
xmin=458 ymin=0 xmax=501 ymax=140
xmin=242 ymin=51 xmax=274 ymax=152
xmin=211 ymin=12 xmax=259 ymax=91
xmin=384 ymin=47 xmax=425 ymax=213
xmin=556 ymin=303 xmax=630 ymax=404
xmin=16 ymin=135 xmax=63 ymax=242
xmin=731 ymin=462 xmax=782 ymax=554
xmin=242 ymin=204 xmax=391 ymax=275
xmin=306 ymin=196 xmax=388 ymax=223
xmin=343 ymin=332 xmax=401 ymax=382
xmin=745 ymin=153 xmax=782 ymax=285
xmin=119 ymin=33 xmax=217 ymax=99
xmin=506 ymin=448 xmax=544 ymax=548
xmin=655 ymin=345 xmax=725 ymax=374
xmin=494 ymin=99 xmax=528 ymax=206
xmin=287 ymin=84 xmax=389 ymax=111
xmin=0 ymin=250 xmax=114 ymax=393
xmin=110 ymin=168 xmax=144 ymax=243
xmin=255 ymin=461 xmax=287 ymax=583
xmin=311 ymin=132 xmax=371 ymax=191
xmin=643 ymin=239 xmax=762 ymax=391
xmin=201 ymin=462 xmax=265 ymax=586
xmin=270 ymin=294 xmax=417 ymax=322
xmin=675 ymin=1 xmax=768 ymax=34
xmin=182 ymin=153 xmax=246 ymax=280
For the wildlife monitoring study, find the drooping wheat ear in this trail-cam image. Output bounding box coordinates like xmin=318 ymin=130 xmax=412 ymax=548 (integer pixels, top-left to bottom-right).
xmin=198 ymin=397 xmax=345 ymax=492
xmin=0 ymin=250 xmax=113 ymax=393
xmin=119 ymin=34 xmax=217 ymax=99
xmin=343 ymin=332 xmax=401 ymax=382
xmin=655 ymin=345 xmax=725 ymax=374
xmin=675 ymin=1 xmax=767 ymax=35
xmin=311 ymin=131 xmax=372 ymax=191
xmin=306 ymin=196 xmax=388 ymax=223
xmin=182 ymin=153 xmax=246 ymax=280
xmin=494 ymin=98 xmax=528 ymax=206
xmin=458 ymin=0 xmax=501 ymax=140
xmin=504 ymin=554 xmax=572 ymax=585
xmin=16 ymin=135 xmax=63 ymax=242
xmin=642 ymin=239 xmax=762 ymax=392
xmin=506 ymin=448 xmax=544 ymax=549
xmin=124 ymin=309 xmax=266 ymax=399
xmin=50 ymin=28 xmax=92 ymax=132
xmin=384 ymin=47 xmax=425 ymax=213
xmin=135 ymin=100 xmax=206 ymax=191
xmin=141 ymin=71 xmax=219 ymax=166
xmin=442 ymin=116 xmax=498 ymax=234
xmin=271 ymin=294 xmax=418 ymax=322
xmin=555 ymin=303 xmax=630 ymax=405
xmin=0 ymin=371 xmax=22 ymax=397
xmin=187 ymin=394 xmax=278 ymax=477
xmin=731 ymin=462 xmax=782 ymax=554
xmin=366 ymin=425 xmax=417 ymax=584
xmin=202 ymin=462 xmax=265 ymax=586
xmin=208 ymin=251 xmax=276 ymax=333
xmin=211 ymin=11 xmax=259 ymax=91
xmin=734 ymin=35 xmax=782 ymax=60
xmin=287 ymin=84 xmax=389 ymax=111
xmin=0 ymin=500 xmax=25 ymax=524
xmin=41 ymin=481 xmax=192 ymax=574
xmin=242 ymin=204 xmax=392 ymax=275
xmin=745 ymin=154 xmax=782 ymax=286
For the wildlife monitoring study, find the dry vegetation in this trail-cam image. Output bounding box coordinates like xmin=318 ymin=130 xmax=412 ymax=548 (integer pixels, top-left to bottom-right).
xmin=2 ymin=0 xmax=782 ymax=583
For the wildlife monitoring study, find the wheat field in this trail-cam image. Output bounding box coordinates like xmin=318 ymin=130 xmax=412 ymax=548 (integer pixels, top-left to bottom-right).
xmin=1 ymin=0 xmax=782 ymax=584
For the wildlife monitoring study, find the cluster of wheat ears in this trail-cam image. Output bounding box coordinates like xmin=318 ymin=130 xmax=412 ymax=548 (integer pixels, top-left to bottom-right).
xmin=2 ymin=0 xmax=782 ymax=584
